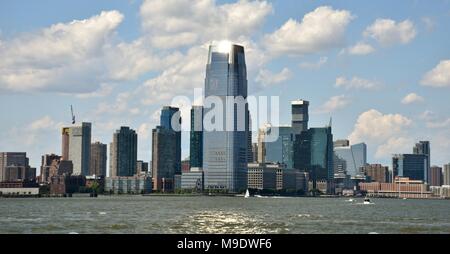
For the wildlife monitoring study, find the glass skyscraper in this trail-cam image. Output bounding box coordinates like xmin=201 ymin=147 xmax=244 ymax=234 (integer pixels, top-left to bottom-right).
xmin=334 ymin=143 xmax=367 ymax=177
xmin=190 ymin=106 xmax=203 ymax=169
xmin=294 ymin=126 xmax=333 ymax=192
xmin=291 ymin=100 xmax=309 ymax=135
xmin=109 ymin=127 xmax=137 ymax=177
xmin=202 ymin=42 xmax=249 ymax=193
xmin=260 ymin=126 xmax=295 ymax=168
xmin=393 ymin=154 xmax=428 ymax=182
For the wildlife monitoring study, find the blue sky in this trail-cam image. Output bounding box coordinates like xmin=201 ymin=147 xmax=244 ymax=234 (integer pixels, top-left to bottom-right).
xmin=1 ymin=0 xmax=450 ymax=172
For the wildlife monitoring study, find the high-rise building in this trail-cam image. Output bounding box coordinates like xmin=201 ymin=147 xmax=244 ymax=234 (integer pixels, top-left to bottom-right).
xmin=160 ymin=106 xmax=181 ymax=175
xmin=443 ymin=164 xmax=450 ymax=186
xmin=334 ymin=143 xmax=367 ymax=177
xmin=152 ymin=126 xmax=180 ymax=192
xmin=251 ymin=143 xmax=258 ymax=163
xmin=430 ymin=166 xmax=442 ymax=186
xmin=413 ymin=141 xmax=430 ymax=182
xmin=40 ymin=154 xmax=61 ymax=183
xmin=90 ymin=142 xmax=107 ymax=177
xmin=294 ymin=126 xmax=333 ymax=192
xmin=362 ymin=164 xmax=389 ymax=183
xmin=190 ymin=106 xmax=203 ymax=169
xmin=61 ymin=122 xmax=91 ymax=175
xmin=109 ymin=127 xmax=137 ymax=177
xmin=202 ymin=42 xmax=249 ymax=193
xmin=392 ymin=154 xmax=428 ymax=182
xmin=258 ymin=126 xmax=295 ymax=168
xmin=291 ymin=100 xmax=309 ymax=135
xmin=136 ymin=160 xmax=149 ymax=174
xmin=0 ymin=152 xmax=35 ymax=182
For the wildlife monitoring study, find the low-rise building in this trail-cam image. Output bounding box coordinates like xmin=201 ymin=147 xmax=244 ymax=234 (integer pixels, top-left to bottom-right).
xmin=181 ymin=168 xmax=203 ymax=191
xmin=430 ymin=185 xmax=450 ymax=198
xmin=359 ymin=177 xmax=432 ymax=199
xmin=0 ymin=187 xmax=39 ymax=196
xmin=105 ymin=175 xmax=152 ymax=194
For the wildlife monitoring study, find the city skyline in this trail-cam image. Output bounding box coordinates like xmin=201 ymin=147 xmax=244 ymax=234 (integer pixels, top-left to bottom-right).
xmin=1 ymin=0 xmax=450 ymax=171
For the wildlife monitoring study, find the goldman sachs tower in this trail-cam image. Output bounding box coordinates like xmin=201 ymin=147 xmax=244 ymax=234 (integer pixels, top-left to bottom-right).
xmin=202 ymin=41 xmax=249 ymax=193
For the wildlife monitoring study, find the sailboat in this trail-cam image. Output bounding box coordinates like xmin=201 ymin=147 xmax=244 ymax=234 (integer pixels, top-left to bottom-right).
xmin=244 ymin=189 xmax=250 ymax=198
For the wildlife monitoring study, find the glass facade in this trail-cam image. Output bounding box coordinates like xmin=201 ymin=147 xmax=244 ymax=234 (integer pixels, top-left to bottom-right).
xmin=291 ymin=100 xmax=309 ymax=135
xmin=334 ymin=143 xmax=367 ymax=177
xmin=294 ymin=127 xmax=333 ymax=191
xmin=203 ymin=43 xmax=249 ymax=193
xmin=263 ymin=127 xmax=295 ymax=168
xmin=110 ymin=127 xmax=137 ymax=177
xmin=393 ymin=154 xmax=428 ymax=182
xmin=190 ymin=106 xmax=203 ymax=168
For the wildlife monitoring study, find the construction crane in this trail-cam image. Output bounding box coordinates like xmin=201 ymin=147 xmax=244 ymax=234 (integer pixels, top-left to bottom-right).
xmin=70 ymin=105 xmax=76 ymax=124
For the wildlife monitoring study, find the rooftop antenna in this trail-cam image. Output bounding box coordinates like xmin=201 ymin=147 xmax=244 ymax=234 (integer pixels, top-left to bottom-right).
xmin=70 ymin=105 xmax=76 ymax=124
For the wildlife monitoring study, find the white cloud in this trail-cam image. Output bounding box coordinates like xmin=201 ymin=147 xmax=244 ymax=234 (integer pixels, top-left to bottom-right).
xmin=264 ymin=6 xmax=354 ymax=56
xmin=299 ymin=57 xmax=328 ymax=69
xmin=364 ymin=19 xmax=416 ymax=46
xmin=345 ymin=42 xmax=375 ymax=55
xmin=375 ymin=137 xmax=413 ymax=159
xmin=421 ymin=60 xmax=450 ymax=88
xmin=349 ymin=109 xmax=412 ymax=143
xmin=335 ymin=76 xmax=381 ymax=90
xmin=140 ymin=0 xmax=272 ymax=48
xmin=30 ymin=116 xmax=56 ymax=130
xmin=75 ymin=83 xmax=115 ymax=99
xmin=421 ymin=17 xmax=435 ymax=32
xmin=255 ymin=68 xmax=292 ymax=86
xmin=426 ymin=118 xmax=450 ymax=129
xmin=401 ymin=93 xmax=424 ymax=104
xmin=315 ymin=95 xmax=350 ymax=114
xmin=137 ymin=123 xmax=151 ymax=140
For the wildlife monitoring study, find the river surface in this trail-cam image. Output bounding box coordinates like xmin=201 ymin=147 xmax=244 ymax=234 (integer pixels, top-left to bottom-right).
xmin=1 ymin=196 xmax=449 ymax=234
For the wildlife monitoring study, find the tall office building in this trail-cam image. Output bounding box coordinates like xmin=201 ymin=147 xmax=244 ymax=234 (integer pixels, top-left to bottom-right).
xmin=109 ymin=127 xmax=137 ymax=177
xmin=152 ymin=126 xmax=181 ymax=191
xmin=294 ymin=126 xmax=333 ymax=192
xmin=90 ymin=142 xmax=107 ymax=177
xmin=136 ymin=160 xmax=149 ymax=174
xmin=251 ymin=143 xmax=258 ymax=163
xmin=160 ymin=106 xmax=182 ymax=174
xmin=334 ymin=142 xmax=367 ymax=176
xmin=334 ymin=139 xmax=350 ymax=148
xmin=40 ymin=154 xmax=61 ymax=183
xmin=430 ymin=166 xmax=442 ymax=186
xmin=190 ymin=106 xmax=203 ymax=169
xmin=291 ymin=100 xmax=309 ymax=135
xmin=443 ymin=164 xmax=450 ymax=186
xmin=202 ymin=42 xmax=249 ymax=193
xmin=361 ymin=164 xmax=389 ymax=183
xmin=258 ymin=126 xmax=295 ymax=168
xmin=61 ymin=122 xmax=91 ymax=175
xmin=413 ymin=141 xmax=430 ymax=182
xmin=0 ymin=152 xmax=35 ymax=182
xmin=392 ymin=154 xmax=428 ymax=182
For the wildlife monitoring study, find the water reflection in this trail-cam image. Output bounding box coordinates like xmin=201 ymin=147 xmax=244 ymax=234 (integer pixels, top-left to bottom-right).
xmin=172 ymin=210 xmax=285 ymax=234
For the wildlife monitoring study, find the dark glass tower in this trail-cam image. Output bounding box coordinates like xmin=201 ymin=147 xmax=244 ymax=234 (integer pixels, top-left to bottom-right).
xmin=294 ymin=126 xmax=333 ymax=193
xmin=291 ymin=100 xmax=309 ymax=135
xmin=109 ymin=127 xmax=137 ymax=177
xmin=190 ymin=106 xmax=203 ymax=169
xmin=203 ymin=42 xmax=249 ymax=193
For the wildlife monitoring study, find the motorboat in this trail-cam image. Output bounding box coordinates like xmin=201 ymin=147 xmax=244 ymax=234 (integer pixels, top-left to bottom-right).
xmin=363 ymin=198 xmax=374 ymax=205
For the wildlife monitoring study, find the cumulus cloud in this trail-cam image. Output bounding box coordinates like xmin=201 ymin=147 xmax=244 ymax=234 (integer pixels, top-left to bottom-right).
xmin=140 ymin=0 xmax=272 ymax=48
xmin=375 ymin=137 xmax=414 ymax=159
xmin=299 ymin=57 xmax=328 ymax=69
xmin=343 ymin=42 xmax=375 ymax=55
xmin=0 ymin=11 xmax=172 ymax=94
xmin=364 ymin=19 xmax=416 ymax=46
xmin=401 ymin=93 xmax=424 ymax=104
xmin=264 ymin=6 xmax=354 ymax=56
xmin=348 ymin=109 xmax=412 ymax=159
xmin=315 ymin=95 xmax=350 ymax=114
xmin=255 ymin=68 xmax=292 ymax=86
xmin=426 ymin=118 xmax=450 ymax=129
xmin=421 ymin=60 xmax=450 ymax=88
xmin=335 ymin=76 xmax=381 ymax=90
xmin=349 ymin=109 xmax=412 ymax=143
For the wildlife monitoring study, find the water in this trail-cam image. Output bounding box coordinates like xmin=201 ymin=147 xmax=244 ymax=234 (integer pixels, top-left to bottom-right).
xmin=1 ymin=196 xmax=449 ymax=234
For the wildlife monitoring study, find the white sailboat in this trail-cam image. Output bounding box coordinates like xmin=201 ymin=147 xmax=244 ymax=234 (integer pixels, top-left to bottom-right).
xmin=244 ymin=189 xmax=250 ymax=198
